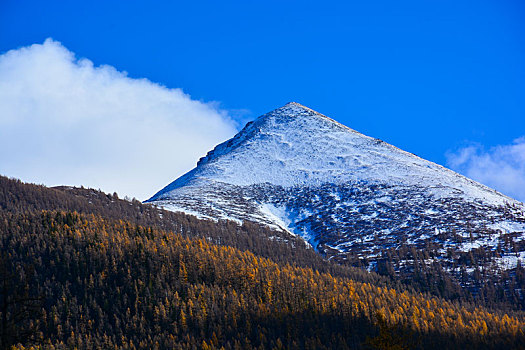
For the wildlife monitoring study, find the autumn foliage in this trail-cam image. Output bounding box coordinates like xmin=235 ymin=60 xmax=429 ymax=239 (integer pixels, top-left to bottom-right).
xmin=0 ymin=176 xmax=524 ymax=349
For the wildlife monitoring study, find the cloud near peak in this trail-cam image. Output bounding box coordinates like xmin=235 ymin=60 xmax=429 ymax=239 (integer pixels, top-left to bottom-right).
xmin=447 ymin=137 xmax=525 ymax=203
xmin=0 ymin=39 xmax=238 ymax=200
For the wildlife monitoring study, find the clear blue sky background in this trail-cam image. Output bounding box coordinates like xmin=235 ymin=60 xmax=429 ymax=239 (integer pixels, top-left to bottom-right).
xmin=1 ymin=0 xmax=524 ymax=172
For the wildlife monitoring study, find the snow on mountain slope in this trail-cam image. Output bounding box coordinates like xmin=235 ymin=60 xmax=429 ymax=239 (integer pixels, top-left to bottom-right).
xmin=151 ymin=102 xmax=516 ymax=205
xmin=147 ymin=102 xmax=525 ymax=275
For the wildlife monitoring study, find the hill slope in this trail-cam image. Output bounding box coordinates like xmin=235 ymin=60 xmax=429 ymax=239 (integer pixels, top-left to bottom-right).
xmin=1 ymin=176 xmax=524 ymax=349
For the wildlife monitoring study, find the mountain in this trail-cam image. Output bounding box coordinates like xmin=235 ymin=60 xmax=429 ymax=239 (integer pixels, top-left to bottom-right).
xmin=147 ymin=102 xmax=525 ymax=297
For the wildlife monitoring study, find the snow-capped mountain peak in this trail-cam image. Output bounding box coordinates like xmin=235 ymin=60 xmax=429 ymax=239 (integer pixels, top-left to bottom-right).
xmin=147 ymin=103 xmax=525 ymax=277
xmin=150 ymin=102 xmax=517 ymax=206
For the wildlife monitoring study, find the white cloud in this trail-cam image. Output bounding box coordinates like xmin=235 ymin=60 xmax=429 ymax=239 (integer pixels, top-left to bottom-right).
xmin=447 ymin=137 xmax=525 ymax=203
xmin=0 ymin=39 xmax=238 ymax=200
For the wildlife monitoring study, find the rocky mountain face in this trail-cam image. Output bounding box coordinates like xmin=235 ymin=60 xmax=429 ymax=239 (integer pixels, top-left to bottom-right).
xmin=147 ymin=103 xmax=525 ymax=299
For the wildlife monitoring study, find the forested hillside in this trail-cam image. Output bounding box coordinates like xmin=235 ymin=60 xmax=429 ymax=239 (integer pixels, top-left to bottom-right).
xmin=2 ymin=176 xmax=523 ymax=311
xmin=1 ymin=176 xmax=524 ymax=349
xmin=0 ymin=176 xmax=399 ymax=287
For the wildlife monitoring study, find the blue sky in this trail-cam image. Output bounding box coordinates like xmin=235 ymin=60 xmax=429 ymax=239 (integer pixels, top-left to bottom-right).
xmin=1 ymin=0 xmax=524 ymax=200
